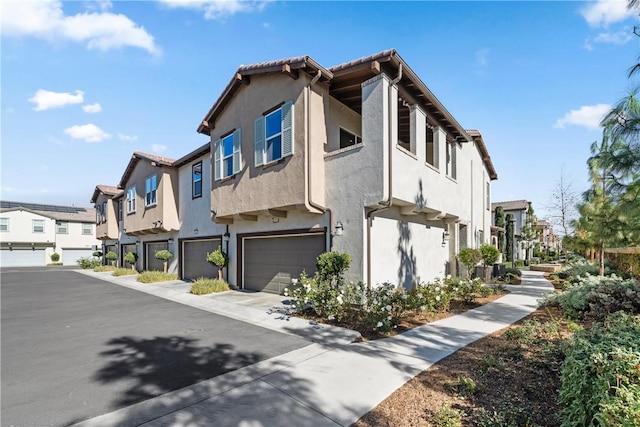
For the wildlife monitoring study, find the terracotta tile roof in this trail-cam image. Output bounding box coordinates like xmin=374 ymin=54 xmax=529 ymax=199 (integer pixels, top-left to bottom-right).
xmin=91 ymin=185 xmax=123 ymax=204
xmin=132 ymin=151 xmax=175 ymax=166
xmin=118 ymin=151 xmax=177 ymax=188
xmin=328 ymin=49 xmax=397 ymax=72
xmin=466 ymin=130 xmax=497 ymax=180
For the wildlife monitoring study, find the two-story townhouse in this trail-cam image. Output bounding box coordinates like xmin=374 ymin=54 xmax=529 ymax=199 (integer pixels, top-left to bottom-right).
xmin=492 ymin=199 xmax=529 ymax=260
xmin=0 ymin=200 xmax=99 ymax=267
xmin=91 ymin=185 xmax=123 ymax=260
xmin=535 ymin=219 xmax=560 ymax=254
xmin=115 ymin=152 xmax=180 ymax=271
xmin=196 ymin=50 xmax=498 ymax=293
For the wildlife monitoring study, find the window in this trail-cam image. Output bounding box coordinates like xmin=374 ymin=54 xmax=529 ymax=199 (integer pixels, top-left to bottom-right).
xmin=32 ymin=219 xmax=45 ymax=233
xmin=446 ymin=141 xmax=457 ymax=179
xmin=339 ymin=128 xmax=362 ymax=149
xmin=397 ymin=98 xmax=412 ymax=152
xmin=102 ymin=201 xmax=107 ymax=222
xmin=214 ymin=129 xmax=241 ymax=180
xmin=127 ymin=186 xmax=136 ymax=213
xmin=192 ymin=162 xmax=202 ymax=198
xmin=0 ymin=218 xmax=8 ymax=232
xmin=426 ymin=125 xmax=438 ymax=168
xmin=118 ymin=200 xmax=123 ymax=221
xmin=145 ymin=175 xmax=157 ymax=206
xmin=486 ymin=182 xmax=490 ymax=210
xmin=56 ymin=221 xmax=68 ymax=234
xmin=82 ymin=223 xmax=92 ymax=235
xmin=95 ymin=204 xmax=101 ymax=224
xmin=254 ymin=101 xmax=293 ymax=167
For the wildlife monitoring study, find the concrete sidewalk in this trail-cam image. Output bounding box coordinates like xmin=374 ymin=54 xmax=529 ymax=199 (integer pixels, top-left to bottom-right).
xmin=73 ymin=270 xmax=553 ymax=427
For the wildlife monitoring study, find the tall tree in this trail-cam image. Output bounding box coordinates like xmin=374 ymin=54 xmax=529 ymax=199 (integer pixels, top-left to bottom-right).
xmin=520 ymin=202 xmax=539 ymax=265
xmin=545 ymin=167 xmax=578 ymax=246
xmin=505 ymin=213 xmax=514 ymax=263
xmin=494 ymin=206 xmax=506 ymax=254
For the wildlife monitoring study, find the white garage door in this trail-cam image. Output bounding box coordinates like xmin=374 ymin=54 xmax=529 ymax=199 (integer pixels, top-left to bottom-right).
xmin=0 ymin=249 xmax=46 ymax=267
xmin=182 ymin=239 xmax=220 ymax=281
xmin=62 ymin=249 xmax=94 ymax=266
xmin=243 ymin=233 xmax=325 ymax=294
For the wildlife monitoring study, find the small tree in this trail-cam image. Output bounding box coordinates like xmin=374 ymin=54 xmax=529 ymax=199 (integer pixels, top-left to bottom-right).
xmin=105 ymin=251 xmax=117 ymax=266
xmin=316 ymin=251 xmax=351 ymax=285
xmin=50 ymin=252 xmax=60 ymax=262
xmin=505 ymin=213 xmax=514 ymax=263
xmin=479 ymin=244 xmax=501 ymax=280
xmin=458 ymin=248 xmax=482 ymax=279
xmin=155 ymin=249 xmax=174 ymax=273
xmin=124 ymin=251 xmax=137 ymax=270
xmin=494 ymin=206 xmax=506 ymax=253
xmin=206 ymin=246 xmax=228 ymax=280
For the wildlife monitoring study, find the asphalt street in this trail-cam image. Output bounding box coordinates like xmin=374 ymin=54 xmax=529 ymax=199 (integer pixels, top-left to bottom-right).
xmin=1 ymin=269 xmax=309 ymax=427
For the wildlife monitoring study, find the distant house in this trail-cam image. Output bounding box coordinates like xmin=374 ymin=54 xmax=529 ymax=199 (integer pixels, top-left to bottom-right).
xmin=491 ymin=199 xmax=530 ymax=261
xmin=0 ymin=200 xmax=99 ymax=267
xmin=536 ymin=219 xmax=560 ymax=253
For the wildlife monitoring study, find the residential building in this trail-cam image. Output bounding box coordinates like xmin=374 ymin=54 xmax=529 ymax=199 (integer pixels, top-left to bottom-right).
xmin=491 ymin=199 xmax=530 ymax=261
xmin=536 ymin=219 xmax=560 ymax=254
xmin=0 ymin=201 xmax=99 ymax=267
xmin=93 ymin=49 xmax=498 ymax=293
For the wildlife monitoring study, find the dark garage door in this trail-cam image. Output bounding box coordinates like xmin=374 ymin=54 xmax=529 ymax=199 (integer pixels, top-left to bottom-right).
xmin=145 ymin=241 xmax=168 ymax=271
xmin=120 ymin=244 xmax=137 ymax=268
xmin=182 ymin=239 xmax=220 ymax=281
xmin=243 ymin=233 xmax=325 ymax=294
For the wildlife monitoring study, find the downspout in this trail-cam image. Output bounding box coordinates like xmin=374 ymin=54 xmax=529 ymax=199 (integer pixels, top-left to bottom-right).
xmin=366 ymin=63 xmax=402 ymax=287
xmin=305 ymin=70 xmax=334 ymax=251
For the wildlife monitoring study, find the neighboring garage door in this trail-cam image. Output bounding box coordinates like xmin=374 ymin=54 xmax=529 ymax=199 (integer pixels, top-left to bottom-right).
xmin=121 ymin=244 xmax=136 ymax=267
xmin=182 ymin=239 xmax=220 ymax=281
xmin=62 ymin=249 xmax=94 ymax=266
xmin=0 ymin=249 xmax=46 ymax=267
xmin=145 ymin=241 xmax=168 ymax=271
xmin=243 ymin=233 xmax=325 ymax=294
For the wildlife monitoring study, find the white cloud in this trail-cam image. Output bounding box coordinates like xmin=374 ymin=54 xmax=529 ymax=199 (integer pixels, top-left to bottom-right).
xmin=594 ymin=30 xmax=633 ymax=44
xmin=64 ymin=123 xmax=111 ymax=142
xmin=118 ymin=133 xmax=138 ymax=142
xmin=581 ymin=0 xmax=634 ymax=27
xmin=151 ymin=144 xmax=167 ymax=153
xmin=82 ymin=103 xmax=102 ymax=113
xmin=29 ymin=89 xmax=84 ymax=111
xmin=554 ymin=104 xmax=612 ymax=130
xmin=158 ymin=0 xmax=268 ymax=20
xmin=1 ymin=0 xmax=160 ymax=55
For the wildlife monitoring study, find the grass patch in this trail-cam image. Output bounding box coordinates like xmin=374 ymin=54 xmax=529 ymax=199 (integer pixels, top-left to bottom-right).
xmin=93 ymin=265 xmax=116 ymax=272
xmin=47 ymin=262 xmax=64 ymax=266
xmin=112 ymin=268 xmax=138 ymax=277
xmin=137 ymin=271 xmax=178 ymax=283
xmin=433 ymin=404 xmax=463 ymax=427
xmin=444 ymin=375 xmax=477 ymax=397
xmin=190 ymin=277 xmax=230 ymax=295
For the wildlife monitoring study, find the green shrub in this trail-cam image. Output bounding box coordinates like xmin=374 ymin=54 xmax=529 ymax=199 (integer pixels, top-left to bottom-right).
xmin=94 ymin=265 xmax=116 ymax=272
xmin=316 ymin=251 xmax=351 ymax=283
xmin=458 ymin=248 xmax=482 ymax=278
xmin=105 ymin=251 xmax=117 ymax=266
xmin=50 ymin=252 xmax=60 ymax=262
xmin=77 ymin=257 xmax=101 ymax=269
xmin=480 ymin=244 xmax=501 ymax=266
xmin=476 ymin=404 xmax=535 ymax=427
xmin=433 ymin=404 xmax=463 ymax=427
xmin=505 ymin=267 xmax=522 ymax=277
xmin=123 ymin=251 xmax=137 ymax=270
xmin=444 ymin=375 xmax=477 ymax=397
xmin=112 ymin=267 xmax=138 ymax=277
xmin=190 ymin=277 xmax=230 ymax=295
xmin=559 ymin=313 xmax=640 ymax=427
xmin=154 ymin=249 xmax=174 ymax=273
xmin=93 ymin=251 xmax=103 ymax=257
xmin=206 ymin=246 xmax=228 ymax=280
xmin=137 ymin=271 xmax=178 ymax=283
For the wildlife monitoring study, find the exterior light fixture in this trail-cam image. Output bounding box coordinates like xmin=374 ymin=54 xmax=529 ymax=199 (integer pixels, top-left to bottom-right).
xmin=335 ymin=221 xmax=344 ymax=236
xmin=442 ymin=230 xmax=450 ymax=247
xmin=223 ymin=232 xmax=230 ymax=242
xmin=194 ymin=228 xmax=199 ymax=235
xmin=168 ymin=237 xmax=174 ymax=244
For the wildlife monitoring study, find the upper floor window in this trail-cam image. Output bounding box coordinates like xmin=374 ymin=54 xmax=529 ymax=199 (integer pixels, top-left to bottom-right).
xmin=193 ymin=162 xmax=202 ymax=198
xmin=102 ymin=201 xmax=107 ymax=222
xmin=254 ymin=101 xmax=293 ymax=167
xmin=426 ymin=125 xmax=438 ymax=168
xmin=56 ymin=221 xmax=68 ymax=234
xmin=127 ymin=186 xmax=136 ymax=213
xmin=32 ymin=219 xmax=45 ymax=233
xmin=397 ymin=98 xmax=412 ymax=153
xmin=340 ymin=128 xmax=362 ymax=149
xmin=118 ymin=199 xmax=123 ymax=221
xmin=145 ymin=175 xmax=157 ymax=207
xmin=446 ymin=141 xmax=457 ymax=180
xmin=486 ymin=182 xmax=490 ymax=210
xmin=0 ymin=218 xmax=8 ymax=232
xmin=82 ymin=223 xmax=93 ymax=235
xmin=214 ymin=129 xmax=241 ymax=181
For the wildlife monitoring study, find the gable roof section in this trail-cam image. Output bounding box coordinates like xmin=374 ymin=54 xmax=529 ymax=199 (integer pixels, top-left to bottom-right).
xmin=0 ymin=200 xmax=96 ymax=222
xmin=90 ymin=185 xmax=123 ymax=204
xmin=118 ymin=151 xmax=176 ymax=189
xmin=466 ymin=130 xmax=497 ymax=180
xmin=492 ymin=200 xmax=529 ymax=212
xmin=173 ymin=142 xmax=210 ymax=168
xmin=198 ymin=56 xmax=333 ymax=135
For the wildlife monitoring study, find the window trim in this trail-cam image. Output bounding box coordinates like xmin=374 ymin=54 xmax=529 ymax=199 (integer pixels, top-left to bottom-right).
xmin=56 ymin=221 xmax=69 ymax=234
xmin=127 ymin=186 xmax=137 ymax=214
xmin=339 ymin=127 xmax=362 ymax=149
xmin=0 ymin=217 xmax=9 ymax=232
xmin=82 ymin=223 xmax=93 ymax=235
xmin=192 ymin=161 xmax=203 ymax=199
xmin=254 ymin=101 xmax=293 ymax=167
xmin=145 ymin=175 xmax=157 ymax=207
xmin=32 ymin=219 xmax=45 ymax=233
xmin=214 ymin=129 xmax=242 ymax=181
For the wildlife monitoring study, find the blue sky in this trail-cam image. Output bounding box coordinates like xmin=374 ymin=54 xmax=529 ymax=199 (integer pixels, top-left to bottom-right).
xmin=1 ymin=0 xmax=638 ymax=224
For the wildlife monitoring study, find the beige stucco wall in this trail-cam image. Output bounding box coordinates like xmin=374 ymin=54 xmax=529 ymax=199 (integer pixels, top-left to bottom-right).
xmin=95 ymin=193 xmax=119 ymax=240
xmin=209 ymin=72 xmax=327 ymax=219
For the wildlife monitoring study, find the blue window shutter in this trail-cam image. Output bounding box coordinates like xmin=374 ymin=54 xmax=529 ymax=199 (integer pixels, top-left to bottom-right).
xmin=213 ymin=139 xmax=222 ymax=181
xmin=254 ymin=116 xmax=264 ymax=167
xmin=281 ymin=101 xmax=293 ymax=157
xmin=233 ymin=128 xmax=242 ymax=174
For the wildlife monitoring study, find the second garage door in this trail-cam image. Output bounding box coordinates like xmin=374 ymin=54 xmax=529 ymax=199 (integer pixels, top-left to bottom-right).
xmin=62 ymin=249 xmax=95 ymax=266
xmin=145 ymin=241 xmax=168 ymax=271
xmin=182 ymin=239 xmax=220 ymax=281
xmin=243 ymin=233 xmax=325 ymax=294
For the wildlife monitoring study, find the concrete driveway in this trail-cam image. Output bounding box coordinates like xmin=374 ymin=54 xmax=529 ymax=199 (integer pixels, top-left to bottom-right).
xmin=1 ymin=269 xmax=309 ymax=427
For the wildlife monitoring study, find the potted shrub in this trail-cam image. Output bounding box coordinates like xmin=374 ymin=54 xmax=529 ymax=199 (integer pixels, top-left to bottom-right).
xmin=479 ymin=244 xmax=501 ymax=281
xmin=50 ymin=252 xmax=60 ymax=263
xmin=458 ymin=248 xmax=482 ymax=279
xmin=206 ymin=246 xmax=228 ymax=280
xmin=105 ymin=251 xmax=117 ymax=266
xmin=155 ymin=249 xmax=174 ymax=273
xmin=124 ymin=251 xmax=137 ymax=271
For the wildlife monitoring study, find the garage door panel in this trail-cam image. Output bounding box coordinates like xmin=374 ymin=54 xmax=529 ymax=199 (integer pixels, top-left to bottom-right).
xmin=146 ymin=242 xmax=168 ymax=271
xmin=182 ymin=239 xmax=220 ymax=281
xmin=244 ymin=234 xmax=325 ymax=294
xmin=0 ymin=249 xmax=46 ymax=267
xmin=62 ymin=249 xmax=94 ymax=266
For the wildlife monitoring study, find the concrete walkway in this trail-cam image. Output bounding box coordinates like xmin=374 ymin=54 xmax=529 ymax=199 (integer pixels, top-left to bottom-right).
xmin=73 ymin=270 xmax=553 ymax=427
